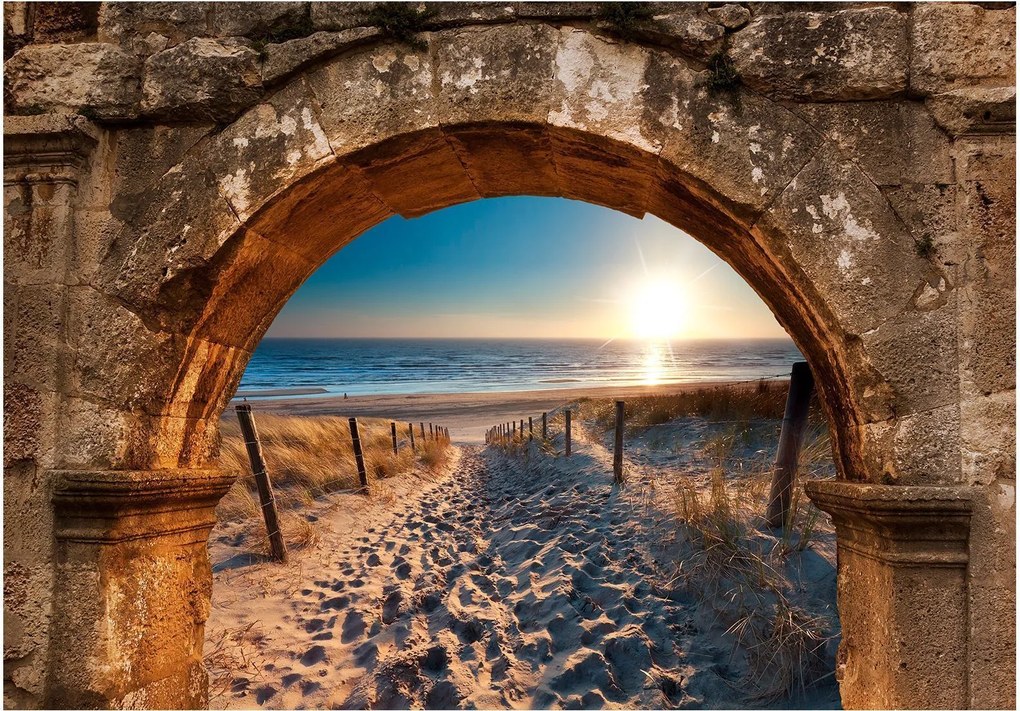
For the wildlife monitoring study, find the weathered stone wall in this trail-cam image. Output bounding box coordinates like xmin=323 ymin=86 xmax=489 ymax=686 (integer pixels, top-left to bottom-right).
xmin=3 ymin=2 xmax=1015 ymax=708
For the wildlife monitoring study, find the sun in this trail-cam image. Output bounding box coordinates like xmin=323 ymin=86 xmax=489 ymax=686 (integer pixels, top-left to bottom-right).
xmin=629 ymin=278 xmax=688 ymax=340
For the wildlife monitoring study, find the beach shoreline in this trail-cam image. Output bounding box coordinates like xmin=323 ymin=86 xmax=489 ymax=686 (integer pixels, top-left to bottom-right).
xmin=228 ymin=380 xmax=774 ymax=444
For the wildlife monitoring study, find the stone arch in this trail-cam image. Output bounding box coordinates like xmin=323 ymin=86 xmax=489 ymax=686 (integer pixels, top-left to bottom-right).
xmin=101 ymin=25 xmax=945 ymax=486
xmin=3 ymin=4 xmax=1014 ymax=709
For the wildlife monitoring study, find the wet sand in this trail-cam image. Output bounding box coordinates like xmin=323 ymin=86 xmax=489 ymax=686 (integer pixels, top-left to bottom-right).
xmin=230 ymin=381 xmax=750 ymax=444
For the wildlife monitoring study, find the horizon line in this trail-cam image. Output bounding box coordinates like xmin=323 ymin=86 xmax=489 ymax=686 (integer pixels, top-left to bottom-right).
xmin=259 ymin=335 xmax=796 ymax=342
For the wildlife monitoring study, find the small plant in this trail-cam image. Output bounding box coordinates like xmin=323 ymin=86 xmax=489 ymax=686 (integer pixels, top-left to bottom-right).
xmin=707 ymin=51 xmax=741 ymax=92
xmin=914 ymin=234 xmax=936 ymax=259
xmin=366 ymin=3 xmax=439 ymax=51
xmin=595 ymin=2 xmax=655 ymax=40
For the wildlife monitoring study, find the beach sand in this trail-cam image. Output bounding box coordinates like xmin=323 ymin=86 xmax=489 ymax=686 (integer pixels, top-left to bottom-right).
xmin=207 ymin=385 xmax=839 ymax=710
xmin=230 ymin=382 xmax=757 ymax=445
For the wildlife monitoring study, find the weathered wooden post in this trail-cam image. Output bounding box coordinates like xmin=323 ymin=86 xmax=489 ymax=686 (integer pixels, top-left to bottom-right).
xmin=529 ymin=416 xmax=533 ymax=441
xmin=520 ymin=419 xmax=524 ymax=441
xmin=348 ymin=417 xmax=369 ymax=492
xmin=766 ymin=361 xmax=814 ymax=528
xmin=429 ymin=422 xmax=434 ymax=440
xmin=390 ymin=421 xmax=398 ymax=455
xmin=512 ymin=420 xmax=516 ymax=440
xmin=420 ymin=422 xmax=426 ymax=440
xmin=235 ymin=404 xmax=287 ymax=562
xmin=613 ymin=400 xmax=625 ymax=484
xmin=565 ymin=409 xmax=572 ymax=456
xmin=409 ymin=422 xmax=416 ymax=452
xmin=542 ymin=412 xmax=548 ymax=439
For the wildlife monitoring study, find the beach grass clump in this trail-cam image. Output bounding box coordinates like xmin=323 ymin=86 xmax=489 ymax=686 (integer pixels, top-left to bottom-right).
xmin=670 ymin=461 xmax=834 ymax=700
xmin=217 ymin=413 xmax=450 ymax=550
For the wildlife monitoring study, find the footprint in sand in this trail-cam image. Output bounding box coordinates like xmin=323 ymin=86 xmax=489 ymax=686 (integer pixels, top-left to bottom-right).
xmin=341 ymin=611 xmax=367 ymax=643
xmin=298 ymin=645 xmax=327 ymax=667
xmin=382 ymin=590 xmax=404 ymax=623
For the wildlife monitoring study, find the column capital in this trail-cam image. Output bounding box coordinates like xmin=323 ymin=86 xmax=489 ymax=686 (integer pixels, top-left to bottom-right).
xmin=3 ymin=114 xmax=100 ymax=185
xmin=52 ymin=468 xmax=237 ymax=544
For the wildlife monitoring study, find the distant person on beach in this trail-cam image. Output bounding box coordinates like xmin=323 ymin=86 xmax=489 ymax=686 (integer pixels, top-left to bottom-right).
xmin=344 ymin=393 xmax=348 ymax=400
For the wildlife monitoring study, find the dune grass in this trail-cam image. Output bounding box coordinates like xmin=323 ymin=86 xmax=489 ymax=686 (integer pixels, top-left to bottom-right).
xmin=216 ymin=414 xmax=452 ymax=554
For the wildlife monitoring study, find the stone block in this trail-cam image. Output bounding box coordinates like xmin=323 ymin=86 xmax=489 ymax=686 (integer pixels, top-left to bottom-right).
xmin=3 ymin=180 xmax=76 ymax=285
xmin=211 ymin=1 xmax=310 ymax=38
xmin=926 ymin=86 xmax=1017 ymax=136
xmin=99 ymin=2 xmax=213 ymax=48
xmin=31 ymin=2 xmax=100 ymax=43
xmin=731 ymin=8 xmax=908 ymax=101
xmin=435 ymin=24 xmax=561 ymax=126
xmin=755 ymin=144 xmax=933 ymax=337
xmin=549 ymin=27 xmax=659 ymax=154
xmin=247 ymin=160 xmax=393 ymax=263
xmin=708 ymin=4 xmax=751 ymax=30
xmin=961 ymin=390 xmax=1016 ymax=485
xmin=444 ymin=124 xmax=561 ymax=198
xmin=882 ymin=184 xmax=959 ymax=266
xmin=141 ymin=37 xmax=262 ymax=122
xmin=625 ymin=7 xmax=724 ymax=59
xmin=204 ymin=79 xmax=335 ymax=223
xmin=890 ymin=403 xmax=963 ymax=485
xmin=514 ymin=2 xmax=601 ymax=20
xmin=910 ymin=3 xmax=1016 ymax=96
xmin=261 ymin=27 xmax=382 ymax=85
xmin=309 ymin=2 xmax=375 ymax=31
xmin=645 ymin=50 xmax=822 ymax=219
xmin=955 ymin=136 xmax=1016 ymax=398
xmin=548 ymin=127 xmax=656 ymax=218
xmin=796 ymin=101 xmax=953 ymax=186
xmin=344 ymin=130 xmax=480 ymax=217
xmin=305 ymin=40 xmax=437 ymax=156
xmin=4 ymin=42 xmax=141 ymax=119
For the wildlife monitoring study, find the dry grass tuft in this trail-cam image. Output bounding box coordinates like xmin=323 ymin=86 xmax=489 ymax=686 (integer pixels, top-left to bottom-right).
xmin=204 ymin=621 xmax=267 ymax=702
xmin=671 ymin=457 xmax=834 ymax=700
xmin=216 ymin=413 xmax=451 ymax=552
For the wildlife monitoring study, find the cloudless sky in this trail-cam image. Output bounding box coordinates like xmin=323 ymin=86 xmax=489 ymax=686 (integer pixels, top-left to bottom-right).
xmin=266 ymin=197 xmax=790 ymax=340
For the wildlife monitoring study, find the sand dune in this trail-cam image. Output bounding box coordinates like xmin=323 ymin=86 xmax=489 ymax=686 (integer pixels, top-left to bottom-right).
xmin=206 ymin=405 xmax=839 ymax=710
xmin=233 ymin=381 xmax=760 ymax=445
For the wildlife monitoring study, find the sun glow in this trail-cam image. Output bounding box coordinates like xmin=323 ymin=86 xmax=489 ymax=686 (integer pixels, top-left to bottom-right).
xmin=629 ymin=277 xmax=689 ymax=340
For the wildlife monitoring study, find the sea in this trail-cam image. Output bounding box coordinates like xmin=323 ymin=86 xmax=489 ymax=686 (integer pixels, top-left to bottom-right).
xmin=236 ymin=338 xmax=803 ymax=399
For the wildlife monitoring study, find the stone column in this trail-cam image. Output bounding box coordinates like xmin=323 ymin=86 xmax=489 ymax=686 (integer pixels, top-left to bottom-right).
xmin=4 ymin=115 xmax=98 ymax=707
xmin=47 ymin=469 xmax=234 ymax=709
xmin=806 ymin=481 xmax=973 ymax=709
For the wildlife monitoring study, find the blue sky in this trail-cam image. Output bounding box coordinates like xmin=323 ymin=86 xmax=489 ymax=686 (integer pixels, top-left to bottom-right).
xmin=267 ymin=196 xmax=790 ymax=340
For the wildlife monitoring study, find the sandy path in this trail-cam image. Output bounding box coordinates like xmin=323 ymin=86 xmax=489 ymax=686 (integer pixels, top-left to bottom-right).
xmin=209 ymin=445 xmax=709 ymax=709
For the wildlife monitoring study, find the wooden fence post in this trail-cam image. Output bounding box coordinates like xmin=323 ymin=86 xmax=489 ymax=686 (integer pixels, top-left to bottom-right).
xmin=529 ymin=416 xmax=533 ymax=441
xmin=235 ymin=404 xmax=287 ymax=562
xmin=565 ymin=409 xmax=572 ymax=457
xmin=390 ymin=421 xmax=398 ymax=455
xmin=520 ymin=419 xmax=524 ymax=441
xmin=429 ymin=423 xmax=434 ymax=440
xmin=542 ymin=412 xmax=548 ymax=440
xmin=613 ymin=400 xmax=625 ymax=484
xmin=409 ymin=422 xmax=416 ymax=452
xmin=420 ymin=422 xmax=426 ymax=440
xmin=348 ymin=417 xmax=369 ymax=492
xmin=766 ymin=361 xmax=814 ymax=528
